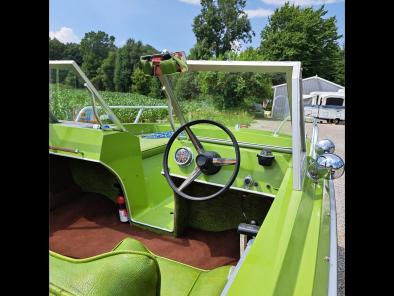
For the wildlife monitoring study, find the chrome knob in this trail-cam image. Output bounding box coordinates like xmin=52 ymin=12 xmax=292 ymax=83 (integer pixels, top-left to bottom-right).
xmin=315 ymin=139 xmax=335 ymax=155
xmin=244 ymin=176 xmax=253 ymax=188
xmin=307 ymin=153 xmax=345 ymax=181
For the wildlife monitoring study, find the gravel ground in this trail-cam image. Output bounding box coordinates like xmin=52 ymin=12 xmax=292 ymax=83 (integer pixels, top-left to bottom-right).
xmin=250 ymin=120 xmax=345 ymax=295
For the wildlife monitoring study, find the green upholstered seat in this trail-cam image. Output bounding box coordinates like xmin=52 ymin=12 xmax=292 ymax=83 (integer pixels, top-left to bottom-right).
xmin=49 ymin=249 xmax=160 ymax=296
xmin=50 ymin=237 xmax=232 ymax=296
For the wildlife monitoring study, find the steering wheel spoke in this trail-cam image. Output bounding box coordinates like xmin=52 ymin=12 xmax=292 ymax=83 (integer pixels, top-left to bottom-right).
xmin=212 ymin=158 xmax=237 ymax=166
xmin=178 ymin=167 xmax=202 ymax=192
xmin=184 ymin=126 xmax=204 ymax=154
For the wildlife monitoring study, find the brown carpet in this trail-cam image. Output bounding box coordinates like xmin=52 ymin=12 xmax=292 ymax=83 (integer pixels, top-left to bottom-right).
xmin=49 ymin=192 xmax=240 ymax=270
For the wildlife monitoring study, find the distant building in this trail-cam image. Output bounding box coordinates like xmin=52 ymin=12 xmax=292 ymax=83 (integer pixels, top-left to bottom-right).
xmin=271 ymin=75 xmax=344 ymax=119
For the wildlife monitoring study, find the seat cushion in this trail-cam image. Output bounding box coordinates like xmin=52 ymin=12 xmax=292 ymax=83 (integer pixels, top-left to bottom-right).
xmin=113 ymin=238 xmax=232 ymax=296
xmin=49 ymin=250 xmax=160 ymax=296
xmin=50 ymin=238 xmax=232 ymax=296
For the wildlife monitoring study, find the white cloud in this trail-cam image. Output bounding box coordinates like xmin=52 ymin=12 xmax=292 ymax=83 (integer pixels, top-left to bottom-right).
xmin=179 ymin=0 xmax=200 ymax=5
xmin=245 ymin=8 xmax=274 ymax=19
xmin=261 ymin=0 xmax=342 ymax=6
xmin=49 ymin=27 xmax=80 ymax=43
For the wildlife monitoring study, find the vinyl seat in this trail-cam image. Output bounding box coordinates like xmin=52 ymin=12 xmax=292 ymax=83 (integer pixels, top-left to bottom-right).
xmin=50 ymin=237 xmax=232 ymax=296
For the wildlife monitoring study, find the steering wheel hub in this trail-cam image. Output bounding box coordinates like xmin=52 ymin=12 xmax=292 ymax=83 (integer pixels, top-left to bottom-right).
xmin=196 ymin=152 xmax=221 ymax=175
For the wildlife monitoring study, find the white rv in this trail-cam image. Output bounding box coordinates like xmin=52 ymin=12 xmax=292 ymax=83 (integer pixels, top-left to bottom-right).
xmin=304 ymin=91 xmax=345 ymax=124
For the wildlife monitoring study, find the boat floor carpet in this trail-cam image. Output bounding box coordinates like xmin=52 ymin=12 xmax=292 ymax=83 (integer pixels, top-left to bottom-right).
xmin=49 ymin=192 xmax=240 ymax=270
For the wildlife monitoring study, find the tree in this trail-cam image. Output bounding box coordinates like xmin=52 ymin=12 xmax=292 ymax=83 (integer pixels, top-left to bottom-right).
xmin=49 ymin=38 xmax=65 ymax=60
xmin=63 ymin=43 xmax=83 ymax=65
xmin=191 ymin=0 xmax=254 ymax=59
xmin=97 ymin=51 xmax=117 ymax=91
xmin=80 ymin=31 xmax=116 ymax=87
xmin=114 ymin=39 xmax=157 ymax=92
xmin=131 ymin=68 xmax=151 ymax=95
xmin=259 ymin=3 xmax=342 ymax=83
xmin=174 ymin=72 xmax=200 ymax=101
xmin=334 ymin=47 xmax=344 ymax=86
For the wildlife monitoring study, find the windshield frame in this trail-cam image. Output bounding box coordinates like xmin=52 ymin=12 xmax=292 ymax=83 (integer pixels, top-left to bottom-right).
xmin=183 ymin=60 xmax=306 ymax=191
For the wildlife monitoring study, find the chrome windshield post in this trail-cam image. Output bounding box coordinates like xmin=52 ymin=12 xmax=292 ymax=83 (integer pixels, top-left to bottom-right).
xmin=84 ymin=83 xmax=103 ymax=127
xmin=158 ymin=74 xmax=186 ymax=126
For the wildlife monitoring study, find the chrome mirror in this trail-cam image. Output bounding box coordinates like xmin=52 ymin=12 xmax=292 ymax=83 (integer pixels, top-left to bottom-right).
xmin=315 ymin=139 xmax=335 ymax=155
xmin=307 ymin=153 xmax=345 ymax=181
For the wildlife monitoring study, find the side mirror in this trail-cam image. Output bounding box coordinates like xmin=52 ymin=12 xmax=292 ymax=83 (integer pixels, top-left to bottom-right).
xmin=307 ymin=153 xmax=345 ymax=181
xmin=315 ymin=139 xmax=335 ymax=155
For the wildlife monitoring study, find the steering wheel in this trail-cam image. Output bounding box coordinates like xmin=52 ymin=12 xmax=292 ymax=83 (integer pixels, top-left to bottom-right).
xmin=163 ymin=119 xmax=240 ymax=201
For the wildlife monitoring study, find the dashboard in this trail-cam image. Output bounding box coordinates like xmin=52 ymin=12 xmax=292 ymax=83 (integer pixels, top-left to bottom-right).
xmin=166 ymin=140 xmax=291 ymax=198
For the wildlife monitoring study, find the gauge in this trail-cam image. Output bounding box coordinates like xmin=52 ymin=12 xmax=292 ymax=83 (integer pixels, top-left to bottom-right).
xmin=174 ymin=147 xmax=194 ymax=167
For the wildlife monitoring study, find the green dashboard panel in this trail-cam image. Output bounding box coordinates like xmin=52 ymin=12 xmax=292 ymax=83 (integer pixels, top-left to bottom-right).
xmin=167 ymin=139 xmax=291 ymax=197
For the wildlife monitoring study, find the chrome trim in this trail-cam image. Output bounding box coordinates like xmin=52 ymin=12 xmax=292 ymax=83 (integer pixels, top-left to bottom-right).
xmin=197 ymin=137 xmax=292 ymax=154
xmin=75 ymin=105 xmax=169 ymax=124
xmin=328 ymin=179 xmax=338 ymax=296
xmin=310 ymin=118 xmax=319 ymax=158
xmin=165 ymin=172 xmax=276 ymax=198
xmin=220 ymin=239 xmax=255 ymax=296
xmin=49 ymin=145 xmax=82 ymax=155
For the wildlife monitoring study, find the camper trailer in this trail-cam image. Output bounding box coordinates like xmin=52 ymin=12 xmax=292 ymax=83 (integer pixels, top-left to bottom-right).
xmin=304 ymin=91 xmax=345 ymax=124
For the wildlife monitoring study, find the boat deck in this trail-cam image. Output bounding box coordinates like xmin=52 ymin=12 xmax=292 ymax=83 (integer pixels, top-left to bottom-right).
xmin=49 ymin=191 xmax=240 ymax=270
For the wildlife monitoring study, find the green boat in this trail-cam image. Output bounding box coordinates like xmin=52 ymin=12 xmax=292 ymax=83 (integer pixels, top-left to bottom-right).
xmin=49 ymin=52 xmax=344 ymax=296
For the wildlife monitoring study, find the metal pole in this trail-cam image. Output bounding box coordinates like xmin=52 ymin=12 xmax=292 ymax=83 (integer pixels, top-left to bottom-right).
xmin=158 ymin=75 xmax=186 ymax=125
xmin=134 ymin=108 xmax=144 ymax=124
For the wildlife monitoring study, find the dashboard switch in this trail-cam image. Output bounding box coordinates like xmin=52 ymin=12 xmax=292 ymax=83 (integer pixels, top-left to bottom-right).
xmin=244 ymin=176 xmax=254 ymax=189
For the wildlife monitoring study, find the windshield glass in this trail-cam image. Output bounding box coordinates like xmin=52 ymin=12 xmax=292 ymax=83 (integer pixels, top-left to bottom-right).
xmin=167 ymin=71 xmax=291 ymax=136
xmin=49 ymin=66 xmax=171 ymax=125
xmin=49 ymin=62 xmax=293 ymax=140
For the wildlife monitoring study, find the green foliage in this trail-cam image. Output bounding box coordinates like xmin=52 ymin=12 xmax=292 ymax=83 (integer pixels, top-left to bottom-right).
xmin=80 ymin=31 xmax=116 ymax=88
xmin=131 ymin=68 xmax=151 ymax=95
xmin=191 ymin=0 xmax=254 ymax=59
xmin=63 ymin=43 xmax=83 ymax=65
xmin=50 ymin=87 xmax=253 ymax=126
xmin=149 ymin=77 xmax=164 ymax=99
xmin=195 ymin=49 xmax=272 ymax=109
xmin=114 ymin=39 xmax=158 ymax=92
xmin=49 ymin=38 xmax=66 ymax=60
xmin=97 ymin=51 xmax=117 ymax=91
xmin=259 ymin=3 xmax=343 ymax=84
xmin=173 ymin=72 xmax=200 ymax=101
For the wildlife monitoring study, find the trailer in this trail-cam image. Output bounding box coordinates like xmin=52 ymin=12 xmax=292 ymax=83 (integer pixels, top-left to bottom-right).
xmin=304 ymin=91 xmax=345 ymax=124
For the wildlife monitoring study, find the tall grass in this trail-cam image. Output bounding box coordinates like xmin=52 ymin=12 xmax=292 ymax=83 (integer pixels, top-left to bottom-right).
xmin=50 ymin=86 xmax=254 ymax=126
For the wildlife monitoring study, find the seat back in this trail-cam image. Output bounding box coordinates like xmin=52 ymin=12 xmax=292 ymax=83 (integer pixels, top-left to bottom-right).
xmin=49 ymin=249 xmax=160 ymax=296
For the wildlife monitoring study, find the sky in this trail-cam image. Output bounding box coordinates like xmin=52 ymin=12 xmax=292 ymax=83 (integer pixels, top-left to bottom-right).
xmin=49 ymin=0 xmax=344 ymax=53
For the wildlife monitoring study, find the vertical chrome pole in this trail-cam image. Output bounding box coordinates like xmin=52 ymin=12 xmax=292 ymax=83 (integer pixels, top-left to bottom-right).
xmin=158 ymin=74 xmax=186 ymax=126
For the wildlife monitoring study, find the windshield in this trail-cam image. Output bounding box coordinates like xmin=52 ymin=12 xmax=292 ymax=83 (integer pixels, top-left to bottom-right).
xmin=49 ymin=61 xmax=292 ymax=139
xmin=49 ymin=64 xmax=171 ymax=126
xmin=166 ymin=71 xmax=291 ymax=136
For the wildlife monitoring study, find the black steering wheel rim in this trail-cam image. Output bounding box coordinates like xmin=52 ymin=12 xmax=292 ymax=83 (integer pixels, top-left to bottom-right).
xmin=163 ymin=119 xmax=240 ymax=201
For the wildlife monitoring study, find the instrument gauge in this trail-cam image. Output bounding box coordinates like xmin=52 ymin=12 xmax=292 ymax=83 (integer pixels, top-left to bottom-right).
xmin=174 ymin=147 xmax=194 ymax=167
